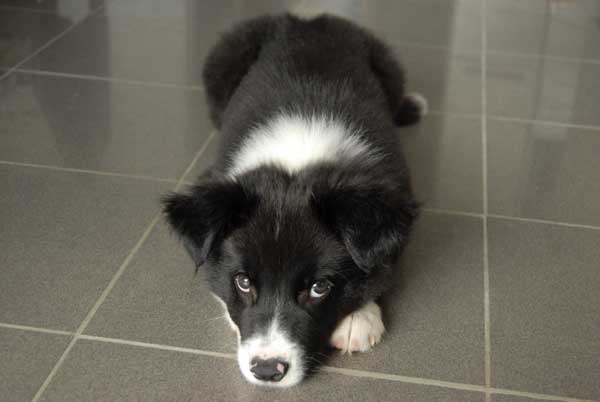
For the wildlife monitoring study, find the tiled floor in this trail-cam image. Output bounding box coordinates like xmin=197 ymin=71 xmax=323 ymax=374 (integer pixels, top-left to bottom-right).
xmin=1 ymin=1 xmax=599 ymax=402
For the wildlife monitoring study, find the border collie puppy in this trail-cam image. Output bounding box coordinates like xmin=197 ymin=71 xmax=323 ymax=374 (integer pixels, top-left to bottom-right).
xmin=163 ymin=13 xmax=425 ymax=387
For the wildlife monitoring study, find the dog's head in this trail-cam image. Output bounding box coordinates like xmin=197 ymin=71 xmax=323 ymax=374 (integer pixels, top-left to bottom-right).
xmin=163 ymin=167 xmax=417 ymax=387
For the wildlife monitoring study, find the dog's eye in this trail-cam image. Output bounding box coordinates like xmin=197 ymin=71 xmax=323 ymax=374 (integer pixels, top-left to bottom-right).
xmin=309 ymin=280 xmax=332 ymax=299
xmin=234 ymin=274 xmax=251 ymax=293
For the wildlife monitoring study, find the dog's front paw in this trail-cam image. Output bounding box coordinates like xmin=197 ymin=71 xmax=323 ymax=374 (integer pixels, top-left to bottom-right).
xmin=330 ymin=301 xmax=385 ymax=354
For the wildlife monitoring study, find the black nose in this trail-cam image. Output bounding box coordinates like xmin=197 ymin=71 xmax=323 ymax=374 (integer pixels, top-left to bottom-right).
xmin=250 ymin=358 xmax=289 ymax=382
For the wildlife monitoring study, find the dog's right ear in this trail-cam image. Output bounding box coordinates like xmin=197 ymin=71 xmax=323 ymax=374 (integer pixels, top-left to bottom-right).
xmin=162 ymin=179 xmax=256 ymax=268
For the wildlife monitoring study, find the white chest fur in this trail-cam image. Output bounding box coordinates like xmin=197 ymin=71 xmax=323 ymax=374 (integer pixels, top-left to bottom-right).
xmin=228 ymin=114 xmax=374 ymax=177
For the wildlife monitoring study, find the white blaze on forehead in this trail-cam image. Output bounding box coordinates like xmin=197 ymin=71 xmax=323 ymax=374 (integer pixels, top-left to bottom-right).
xmin=228 ymin=114 xmax=375 ymax=177
xmin=237 ymin=309 xmax=304 ymax=387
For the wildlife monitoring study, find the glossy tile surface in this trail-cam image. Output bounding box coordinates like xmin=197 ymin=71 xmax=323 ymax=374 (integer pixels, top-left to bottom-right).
xmin=0 ymin=165 xmax=169 ymax=330
xmin=329 ymin=212 xmax=485 ymax=384
xmin=0 ymin=0 xmax=103 ymax=12
xmin=487 ymin=0 xmax=600 ymax=61
xmin=0 ymin=7 xmax=76 ymax=68
xmin=399 ymin=114 xmax=482 ymax=212
xmin=189 ymin=131 xmax=220 ymax=179
xmin=400 ymin=46 xmax=482 ymax=115
xmin=488 ymin=119 xmax=600 ymax=226
xmin=303 ymin=0 xmax=482 ymax=51
xmin=0 ymin=72 xmax=211 ymax=178
xmin=40 ymin=340 xmax=485 ymax=402
xmin=488 ymin=218 xmax=600 ymax=400
xmin=486 ymin=53 xmax=600 ymax=126
xmin=20 ymin=0 xmax=300 ymax=85
xmin=0 ymin=328 xmax=70 ymax=402
xmin=84 ymin=221 xmax=237 ymax=352
xmin=2 ymin=1 xmax=600 ymax=402
xmin=491 ymin=397 xmax=556 ymax=402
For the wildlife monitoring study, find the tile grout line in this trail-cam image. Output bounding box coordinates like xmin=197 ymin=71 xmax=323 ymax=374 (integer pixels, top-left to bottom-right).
xmin=28 ymin=136 xmax=215 ymax=402
xmin=487 ymin=213 xmax=600 ymax=232
xmin=0 ymin=160 xmax=179 ymax=184
xmin=78 ymin=335 xmax=237 ymax=360
xmin=70 ymin=334 xmax=598 ymax=402
xmin=0 ymin=5 xmax=58 ymax=14
xmin=0 ymin=3 xmax=106 ymax=83
xmin=12 ymin=68 xmax=205 ymax=91
xmin=4 ymin=52 xmax=599 ymax=85
xmin=1 ymin=319 xmax=595 ymax=402
xmin=0 ymin=322 xmax=73 ymax=336
xmin=0 ymin=320 xmax=595 ymax=402
xmin=173 ymin=130 xmax=217 ymax=191
xmin=423 ymin=208 xmax=600 ymax=232
xmin=28 ymin=214 xmax=162 ymax=402
xmin=393 ymin=39 xmax=600 ymax=66
xmin=5 ymin=65 xmax=600 ymax=133
xmin=481 ymin=1 xmax=492 ymax=401
xmin=487 ymin=114 xmax=600 ymax=133
xmin=488 ymin=388 xmax=598 ymax=402
xmin=487 ymin=48 xmax=600 ymax=66
xmin=422 ymin=207 xmax=484 ymax=219
xmin=427 ymin=110 xmax=600 ymax=133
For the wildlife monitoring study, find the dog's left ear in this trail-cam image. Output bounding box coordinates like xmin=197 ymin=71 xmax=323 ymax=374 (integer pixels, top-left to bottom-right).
xmin=313 ymin=187 xmax=418 ymax=272
xmin=162 ymin=179 xmax=256 ymax=268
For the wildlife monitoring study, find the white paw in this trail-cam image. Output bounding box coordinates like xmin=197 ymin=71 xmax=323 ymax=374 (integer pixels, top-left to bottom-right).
xmin=330 ymin=301 xmax=385 ymax=354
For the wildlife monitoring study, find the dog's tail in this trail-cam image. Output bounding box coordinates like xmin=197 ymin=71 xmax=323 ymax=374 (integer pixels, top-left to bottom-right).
xmin=395 ymin=92 xmax=428 ymax=127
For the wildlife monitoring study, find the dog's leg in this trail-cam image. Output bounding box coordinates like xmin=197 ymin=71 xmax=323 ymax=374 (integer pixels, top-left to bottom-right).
xmin=202 ymin=15 xmax=276 ymax=129
xmin=330 ymin=301 xmax=385 ymax=354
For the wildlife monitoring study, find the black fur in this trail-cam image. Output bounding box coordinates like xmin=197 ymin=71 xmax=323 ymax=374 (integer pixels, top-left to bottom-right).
xmin=164 ymin=13 xmax=421 ymax=385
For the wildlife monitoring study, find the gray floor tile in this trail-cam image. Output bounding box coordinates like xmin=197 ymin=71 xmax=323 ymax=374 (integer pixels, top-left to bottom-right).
xmin=0 ymin=72 xmax=211 ymax=179
xmin=303 ymin=0 xmax=481 ymax=51
xmin=488 ymin=119 xmax=600 ymax=227
xmin=491 ymin=396 xmax=557 ymax=402
xmin=40 ymin=339 xmax=485 ymax=402
xmin=486 ymin=53 xmax=600 ymax=126
xmin=0 ymin=7 xmax=75 ymax=68
xmin=0 ymin=328 xmax=70 ymax=402
xmin=20 ymin=0 xmax=300 ymax=86
xmin=84 ymin=221 xmax=237 ymax=352
xmin=0 ymin=0 xmax=103 ymax=13
xmin=0 ymin=165 xmax=170 ymax=331
xmin=401 ymin=46 xmax=482 ymax=115
xmin=329 ymin=212 xmax=485 ymax=385
xmin=487 ymin=0 xmax=600 ymax=61
xmin=400 ymin=114 xmax=482 ymax=213
xmin=189 ymin=131 xmax=220 ymax=180
xmin=488 ymin=218 xmax=600 ymax=400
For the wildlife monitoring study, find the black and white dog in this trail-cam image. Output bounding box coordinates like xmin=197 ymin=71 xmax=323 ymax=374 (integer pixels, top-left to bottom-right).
xmin=163 ymin=13 xmax=426 ymax=387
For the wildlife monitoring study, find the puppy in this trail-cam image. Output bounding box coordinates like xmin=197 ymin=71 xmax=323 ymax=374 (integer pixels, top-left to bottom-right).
xmin=163 ymin=13 xmax=425 ymax=387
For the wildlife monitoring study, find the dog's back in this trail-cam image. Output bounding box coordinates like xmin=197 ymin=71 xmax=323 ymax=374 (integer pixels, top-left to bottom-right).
xmin=202 ymin=14 xmax=424 ymax=175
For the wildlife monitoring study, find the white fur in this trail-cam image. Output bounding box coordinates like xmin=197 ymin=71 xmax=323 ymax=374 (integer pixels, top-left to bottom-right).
xmin=228 ymin=114 xmax=376 ymax=177
xmin=330 ymin=301 xmax=385 ymax=354
xmin=211 ymin=293 xmax=240 ymax=341
xmin=406 ymin=92 xmax=428 ymax=117
xmin=237 ymin=309 xmax=304 ymax=387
